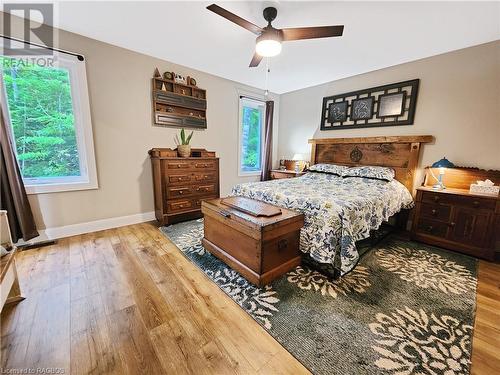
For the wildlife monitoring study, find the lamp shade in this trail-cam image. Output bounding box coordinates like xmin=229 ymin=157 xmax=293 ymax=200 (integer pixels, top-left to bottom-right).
xmin=431 ymin=157 xmax=455 ymax=169
xmin=292 ymin=153 xmax=304 ymax=161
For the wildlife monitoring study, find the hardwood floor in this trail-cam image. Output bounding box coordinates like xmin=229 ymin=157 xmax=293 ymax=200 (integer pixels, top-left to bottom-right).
xmin=1 ymin=222 xmax=499 ymax=374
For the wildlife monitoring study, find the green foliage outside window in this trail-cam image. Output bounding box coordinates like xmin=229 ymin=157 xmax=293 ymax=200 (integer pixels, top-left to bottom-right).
xmin=241 ymin=105 xmax=262 ymax=171
xmin=1 ymin=57 xmax=80 ymax=179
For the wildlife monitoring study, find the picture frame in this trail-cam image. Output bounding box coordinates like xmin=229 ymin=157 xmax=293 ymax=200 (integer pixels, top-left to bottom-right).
xmin=377 ymin=91 xmax=407 ymax=118
xmin=351 ymin=97 xmax=374 ymax=121
xmin=328 ymin=101 xmax=348 ymax=123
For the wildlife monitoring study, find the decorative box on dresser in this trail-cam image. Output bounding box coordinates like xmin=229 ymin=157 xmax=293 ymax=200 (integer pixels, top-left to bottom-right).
xmin=411 ymin=167 xmax=500 ymax=261
xmin=149 ymin=148 xmax=219 ymax=225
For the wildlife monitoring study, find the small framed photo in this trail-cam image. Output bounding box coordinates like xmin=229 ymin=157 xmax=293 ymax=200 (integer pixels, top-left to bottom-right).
xmin=377 ymin=92 xmax=407 ymax=118
xmin=328 ymin=101 xmax=348 ymax=123
xmin=351 ymin=97 xmax=374 ymax=121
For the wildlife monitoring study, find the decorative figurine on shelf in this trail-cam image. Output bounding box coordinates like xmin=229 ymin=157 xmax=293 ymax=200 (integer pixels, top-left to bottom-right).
xmin=174 ymin=73 xmax=187 ymax=85
xmin=164 ymin=71 xmax=174 ymax=81
xmin=429 ymin=157 xmax=455 ymax=190
xmin=175 ymin=128 xmax=194 ymax=158
xmin=154 ymin=67 xmax=161 ymax=78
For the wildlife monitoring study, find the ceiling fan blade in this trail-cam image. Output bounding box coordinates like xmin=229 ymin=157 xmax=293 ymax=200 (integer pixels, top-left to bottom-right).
xmin=249 ymin=53 xmax=263 ymax=67
xmin=281 ymin=25 xmax=344 ymax=41
xmin=207 ymin=4 xmax=263 ymax=35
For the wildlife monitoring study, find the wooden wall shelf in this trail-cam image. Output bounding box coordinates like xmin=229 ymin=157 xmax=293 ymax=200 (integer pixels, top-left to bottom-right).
xmin=152 ymin=76 xmax=207 ymax=129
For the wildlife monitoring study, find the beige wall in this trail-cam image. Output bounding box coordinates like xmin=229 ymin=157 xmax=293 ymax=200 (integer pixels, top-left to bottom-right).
xmin=278 ymin=41 xmax=500 ymax=190
xmin=4 ymin=19 xmax=279 ymax=230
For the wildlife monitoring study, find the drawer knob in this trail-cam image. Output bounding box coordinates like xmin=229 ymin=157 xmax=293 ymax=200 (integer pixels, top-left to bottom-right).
xmin=473 ymin=201 xmax=480 ymax=207
xmin=179 ymin=191 xmax=183 ymax=195
xmin=449 ymin=222 xmax=456 ymax=227
xmin=433 ymin=196 xmax=439 ymax=202
xmin=431 ymin=209 xmax=437 ymax=216
xmin=177 ymin=164 xmax=182 ymax=168
xmin=427 ymin=225 xmax=433 ymax=232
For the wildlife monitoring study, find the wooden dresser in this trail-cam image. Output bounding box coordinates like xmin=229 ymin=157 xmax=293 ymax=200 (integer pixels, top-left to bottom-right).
xmin=149 ymin=148 xmax=219 ymax=225
xmin=411 ymin=167 xmax=500 ymax=261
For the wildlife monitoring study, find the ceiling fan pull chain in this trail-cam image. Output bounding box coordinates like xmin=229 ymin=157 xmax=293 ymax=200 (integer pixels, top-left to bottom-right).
xmin=265 ymin=58 xmax=270 ymax=96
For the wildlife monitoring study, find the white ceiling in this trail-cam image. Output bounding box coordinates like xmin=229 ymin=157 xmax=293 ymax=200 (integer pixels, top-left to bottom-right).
xmin=48 ymin=1 xmax=500 ymax=93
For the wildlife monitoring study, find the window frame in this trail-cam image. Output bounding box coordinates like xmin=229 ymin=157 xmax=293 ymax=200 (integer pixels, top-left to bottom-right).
xmin=237 ymin=94 xmax=266 ymax=177
xmin=0 ymin=50 xmax=98 ymax=194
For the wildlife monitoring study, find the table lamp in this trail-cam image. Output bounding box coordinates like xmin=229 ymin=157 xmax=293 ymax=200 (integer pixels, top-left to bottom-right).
xmin=292 ymin=153 xmax=304 ymax=172
xmin=430 ymin=157 xmax=455 ymax=190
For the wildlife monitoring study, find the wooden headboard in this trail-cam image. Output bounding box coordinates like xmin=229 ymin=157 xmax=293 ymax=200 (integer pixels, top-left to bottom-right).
xmin=308 ymin=135 xmax=434 ymax=192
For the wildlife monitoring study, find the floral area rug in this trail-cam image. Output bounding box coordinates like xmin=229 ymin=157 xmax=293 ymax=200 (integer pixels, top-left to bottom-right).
xmin=160 ymin=219 xmax=478 ymax=375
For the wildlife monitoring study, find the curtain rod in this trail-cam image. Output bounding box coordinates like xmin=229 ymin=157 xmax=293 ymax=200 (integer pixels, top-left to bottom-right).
xmin=0 ymin=35 xmax=84 ymax=61
xmin=239 ymin=95 xmax=267 ymax=103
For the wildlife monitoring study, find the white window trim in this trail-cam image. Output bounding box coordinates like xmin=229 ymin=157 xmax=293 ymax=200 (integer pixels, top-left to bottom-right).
xmin=238 ymin=92 xmax=266 ymax=177
xmin=0 ymin=50 xmax=98 ymax=194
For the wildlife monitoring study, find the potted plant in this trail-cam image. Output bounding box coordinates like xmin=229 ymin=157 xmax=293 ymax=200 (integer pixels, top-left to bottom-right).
xmin=177 ymin=128 xmax=193 ymax=157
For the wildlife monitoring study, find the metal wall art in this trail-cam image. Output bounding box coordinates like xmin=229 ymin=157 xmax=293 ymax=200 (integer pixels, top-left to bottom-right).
xmin=321 ymin=79 xmax=419 ymax=130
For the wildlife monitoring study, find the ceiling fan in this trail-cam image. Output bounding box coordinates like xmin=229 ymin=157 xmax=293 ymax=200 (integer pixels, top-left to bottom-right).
xmin=207 ymin=4 xmax=344 ymax=67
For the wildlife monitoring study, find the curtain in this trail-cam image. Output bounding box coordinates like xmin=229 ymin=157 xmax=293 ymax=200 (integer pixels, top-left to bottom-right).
xmin=0 ymin=107 xmax=39 ymax=242
xmin=260 ymin=100 xmax=274 ymax=181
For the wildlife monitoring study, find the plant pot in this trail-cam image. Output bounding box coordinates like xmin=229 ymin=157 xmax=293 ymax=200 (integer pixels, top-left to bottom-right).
xmin=177 ymin=145 xmax=191 ymax=158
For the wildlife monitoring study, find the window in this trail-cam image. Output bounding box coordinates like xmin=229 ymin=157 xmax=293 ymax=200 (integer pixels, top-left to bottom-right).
xmin=0 ymin=51 xmax=98 ymax=194
xmin=238 ymin=96 xmax=266 ymax=176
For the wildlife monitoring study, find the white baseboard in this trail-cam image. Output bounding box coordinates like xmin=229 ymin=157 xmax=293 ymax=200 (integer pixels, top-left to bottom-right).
xmin=28 ymin=211 xmax=156 ymax=243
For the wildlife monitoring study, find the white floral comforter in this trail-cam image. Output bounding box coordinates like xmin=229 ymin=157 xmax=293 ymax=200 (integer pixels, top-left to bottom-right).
xmin=231 ymin=172 xmax=414 ymax=275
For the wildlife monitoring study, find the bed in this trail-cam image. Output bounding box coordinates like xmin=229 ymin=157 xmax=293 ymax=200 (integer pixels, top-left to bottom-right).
xmin=231 ymin=135 xmax=433 ymax=276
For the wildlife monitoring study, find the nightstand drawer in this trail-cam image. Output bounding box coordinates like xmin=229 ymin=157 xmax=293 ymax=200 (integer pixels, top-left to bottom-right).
xmin=421 ymin=191 xmax=453 ymax=205
xmin=421 ymin=190 xmax=495 ymax=210
xmin=420 ymin=203 xmax=452 ymax=222
xmin=416 ymin=218 xmax=449 ymax=238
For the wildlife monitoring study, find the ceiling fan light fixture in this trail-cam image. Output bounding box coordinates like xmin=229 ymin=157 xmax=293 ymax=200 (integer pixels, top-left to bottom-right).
xmin=255 ymin=30 xmax=283 ymax=57
xmin=256 ymin=39 xmax=282 ymax=57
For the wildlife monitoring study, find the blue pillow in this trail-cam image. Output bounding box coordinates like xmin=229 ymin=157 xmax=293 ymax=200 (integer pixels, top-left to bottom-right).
xmin=342 ymin=166 xmax=395 ymax=181
xmin=308 ymin=163 xmax=347 ymax=176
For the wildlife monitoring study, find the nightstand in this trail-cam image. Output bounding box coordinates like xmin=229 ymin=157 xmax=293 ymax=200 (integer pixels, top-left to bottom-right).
xmin=270 ymin=169 xmax=305 ymax=179
xmin=411 ymin=186 xmax=499 ymax=260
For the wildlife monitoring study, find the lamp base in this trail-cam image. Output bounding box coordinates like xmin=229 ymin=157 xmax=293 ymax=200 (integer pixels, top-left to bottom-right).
xmin=433 ymin=184 xmax=445 ymax=190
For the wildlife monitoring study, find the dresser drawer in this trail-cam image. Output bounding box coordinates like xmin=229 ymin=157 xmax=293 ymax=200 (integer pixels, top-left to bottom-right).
xmin=416 ymin=218 xmax=449 ymax=238
xmin=167 ymin=174 xmax=192 ymax=183
xmin=193 ymin=161 xmax=217 ymax=170
xmin=167 ymin=199 xmax=193 ymax=213
xmin=193 ymin=172 xmax=217 ymax=182
xmin=420 ymin=203 xmax=452 ymax=222
xmin=193 ymin=184 xmax=216 ymax=195
xmin=166 ymin=161 xmax=191 ymax=170
xmin=167 ymin=186 xmax=192 ymax=198
xmin=193 ymin=195 xmax=218 ymax=209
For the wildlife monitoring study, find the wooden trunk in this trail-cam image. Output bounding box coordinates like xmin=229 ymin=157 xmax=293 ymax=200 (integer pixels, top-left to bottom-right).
xmin=201 ymin=198 xmax=304 ymax=286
